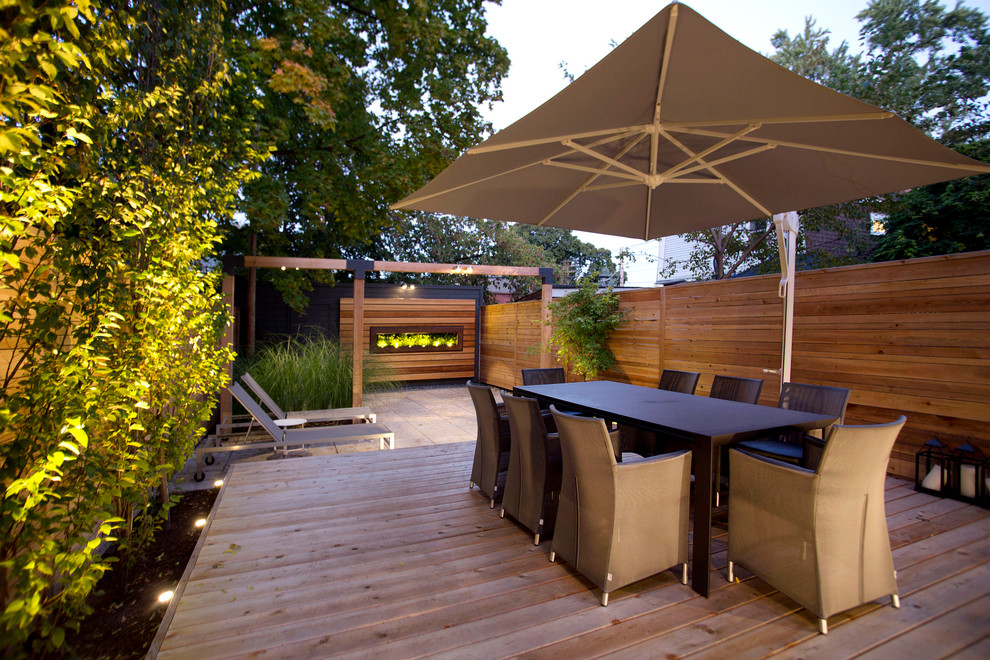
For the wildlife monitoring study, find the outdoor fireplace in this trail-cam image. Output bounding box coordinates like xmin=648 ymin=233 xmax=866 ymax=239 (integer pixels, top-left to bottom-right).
xmin=370 ymin=325 xmax=463 ymax=354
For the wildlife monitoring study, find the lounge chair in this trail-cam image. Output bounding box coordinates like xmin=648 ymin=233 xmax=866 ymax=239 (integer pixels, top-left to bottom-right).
xmin=229 ymin=372 xmax=376 ymax=427
xmin=194 ymin=383 xmax=394 ymax=481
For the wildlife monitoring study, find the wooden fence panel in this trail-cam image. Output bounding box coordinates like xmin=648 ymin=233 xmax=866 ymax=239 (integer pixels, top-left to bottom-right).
xmin=663 ymin=273 xmax=784 ymax=404
xmin=478 ymin=251 xmax=990 ymax=480
xmin=791 ymin=252 xmax=990 ymax=477
xmin=602 ymin=288 xmax=664 ymax=387
xmin=341 ymin=298 xmax=476 ymax=382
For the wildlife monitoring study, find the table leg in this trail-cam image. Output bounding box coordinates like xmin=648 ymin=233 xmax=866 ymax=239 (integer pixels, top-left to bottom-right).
xmin=692 ymin=436 xmax=713 ymax=597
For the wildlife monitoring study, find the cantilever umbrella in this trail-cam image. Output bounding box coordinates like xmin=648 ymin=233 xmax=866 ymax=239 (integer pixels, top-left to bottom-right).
xmin=392 ymin=1 xmax=990 ymax=379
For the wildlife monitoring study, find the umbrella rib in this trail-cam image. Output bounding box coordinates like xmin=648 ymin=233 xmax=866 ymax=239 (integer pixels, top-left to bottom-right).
xmin=562 ymin=139 xmax=648 ymax=180
xmin=468 ymin=125 xmax=652 ymax=155
xmin=651 ymin=3 xmax=679 ymax=179
xmin=671 ymin=126 xmax=990 ymax=173
xmin=660 ymin=124 xmax=762 ymax=178
xmin=662 ymin=111 xmax=892 ymax=129
xmin=661 ymin=128 xmax=773 ymax=216
xmin=392 ymin=133 xmax=644 ymax=209
xmin=544 ymin=160 xmax=643 ymax=182
xmin=669 ymin=143 xmax=777 ymax=178
xmin=539 ymin=134 xmax=649 ymax=225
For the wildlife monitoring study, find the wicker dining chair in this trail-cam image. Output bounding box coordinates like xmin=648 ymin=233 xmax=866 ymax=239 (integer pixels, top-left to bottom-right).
xmin=467 ymin=381 xmax=512 ymax=508
xmin=500 ymin=393 xmax=563 ymax=545
xmin=709 ymin=375 xmax=764 ymax=506
xmin=521 ymin=367 xmax=566 ymax=386
xmin=658 ymin=369 xmax=700 ymax=395
xmin=727 ymin=416 xmax=906 ymax=634
xmin=735 ymin=382 xmax=850 ymax=469
xmin=549 ymin=406 xmax=691 ymax=606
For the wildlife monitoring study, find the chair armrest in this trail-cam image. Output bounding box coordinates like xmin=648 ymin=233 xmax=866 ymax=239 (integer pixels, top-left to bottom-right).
xmin=616 ymin=449 xmax=692 ymax=500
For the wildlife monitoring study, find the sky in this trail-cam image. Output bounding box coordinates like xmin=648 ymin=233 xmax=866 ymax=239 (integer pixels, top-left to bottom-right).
xmin=476 ymin=0 xmax=964 ymax=285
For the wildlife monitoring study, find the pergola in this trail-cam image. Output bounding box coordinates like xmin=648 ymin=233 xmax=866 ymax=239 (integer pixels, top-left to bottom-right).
xmin=219 ymin=256 xmax=554 ymax=420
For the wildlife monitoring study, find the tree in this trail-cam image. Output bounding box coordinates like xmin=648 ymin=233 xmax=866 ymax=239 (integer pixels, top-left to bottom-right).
xmin=856 ymin=0 xmax=990 ymax=146
xmin=507 ymin=224 xmax=614 ymax=284
xmin=372 ymin=214 xmax=616 ymax=301
xmin=219 ymin=1 xmax=510 ymax=309
xmin=667 ymin=0 xmax=990 ymax=280
xmin=873 ymin=139 xmax=990 ymax=260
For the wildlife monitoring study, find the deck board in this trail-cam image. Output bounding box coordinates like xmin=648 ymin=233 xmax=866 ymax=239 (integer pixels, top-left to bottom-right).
xmin=150 ymin=442 xmax=990 ymax=659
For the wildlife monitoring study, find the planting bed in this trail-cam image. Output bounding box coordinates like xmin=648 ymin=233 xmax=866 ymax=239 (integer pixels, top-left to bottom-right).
xmin=65 ymin=488 xmax=218 ymax=658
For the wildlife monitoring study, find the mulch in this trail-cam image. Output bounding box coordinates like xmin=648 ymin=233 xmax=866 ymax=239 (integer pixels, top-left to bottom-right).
xmin=64 ymin=488 xmax=218 ymax=659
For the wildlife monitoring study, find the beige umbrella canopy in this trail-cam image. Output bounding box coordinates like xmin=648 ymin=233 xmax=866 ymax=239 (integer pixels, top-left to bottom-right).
xmin=392 ymin=2 xmax=989 ymax=240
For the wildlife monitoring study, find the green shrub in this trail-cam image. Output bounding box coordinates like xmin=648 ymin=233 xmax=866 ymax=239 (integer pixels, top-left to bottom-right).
xmin=547 ymin=277 xmax=628 ymax=381
xmin=237 ymin=334 xmax=396 ymax=412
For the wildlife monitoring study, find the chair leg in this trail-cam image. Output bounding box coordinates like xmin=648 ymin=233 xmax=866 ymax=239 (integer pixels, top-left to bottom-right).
xmin=727 ymin=561 xmax=734 ymax=582
xmin=818 ymin=618 xmax=828 ymax=635
xmin=499 ymin=508 xmax=505 ymax=518
xmin=892 ymin=594 xmax=900 ymax=608
xmin=549 ymin=551 xmax=555 ymax=563
xmin=681 ymin=563 xmax=688 ymax=585
xmin=600 ymin=591 xmax=609 ymax=607
xmin=534 ymin=533 xmax=540 ymax=546
xmin=469 ymin=481 xmax=474 ymax=489
xmin=489 ymin=498 xmax=495 ymax=509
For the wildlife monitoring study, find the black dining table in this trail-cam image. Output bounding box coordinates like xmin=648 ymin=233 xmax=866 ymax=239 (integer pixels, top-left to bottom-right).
xmin=513 ymin=379 xmax=838 ymax=597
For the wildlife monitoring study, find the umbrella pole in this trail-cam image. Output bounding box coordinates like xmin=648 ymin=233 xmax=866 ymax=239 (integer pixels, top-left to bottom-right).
xmin=773 ymin=212 xmax=800 ymax=390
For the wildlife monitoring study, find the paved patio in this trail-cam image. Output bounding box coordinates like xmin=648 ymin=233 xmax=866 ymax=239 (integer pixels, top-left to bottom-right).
xmin=171 ymin=382 xmax=485 ymax=491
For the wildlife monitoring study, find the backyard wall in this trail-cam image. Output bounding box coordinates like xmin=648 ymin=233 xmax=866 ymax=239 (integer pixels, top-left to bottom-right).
xmin=479 ymin=250 xmax=990 ymax=480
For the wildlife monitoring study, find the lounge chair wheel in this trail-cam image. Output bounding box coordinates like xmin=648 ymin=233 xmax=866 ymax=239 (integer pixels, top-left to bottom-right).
xmin=204 ymin=454 xmax=215 ymax=465
xmin=194 ymin=471 xmax=205 ymax=482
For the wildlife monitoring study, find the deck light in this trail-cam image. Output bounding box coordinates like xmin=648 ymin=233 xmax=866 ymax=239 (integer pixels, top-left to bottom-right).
xmin=158 ymin=590 xmax=174 ymax=603
xmin=214 ymin=479 xmax=224 ymax=488
xmin=194 ymin=518 xmax=207 ymax=528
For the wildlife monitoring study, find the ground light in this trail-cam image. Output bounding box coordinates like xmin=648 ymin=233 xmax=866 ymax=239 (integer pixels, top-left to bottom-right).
xmin=194 ymin=518 xmax=207 ymax=528
xmin=158 ymin=590 xmax=174 ymax=604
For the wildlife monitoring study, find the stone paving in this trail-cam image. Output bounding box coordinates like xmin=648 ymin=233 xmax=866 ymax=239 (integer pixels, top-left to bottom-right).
xmin=171 ymin=382 xmax=492 ymax=492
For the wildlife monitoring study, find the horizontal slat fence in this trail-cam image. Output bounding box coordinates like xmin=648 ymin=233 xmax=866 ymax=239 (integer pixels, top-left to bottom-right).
xmin=341 ymin=298 xmax=477 ymax=382
xmin=479 ymin=251 xmax=990 ymax=480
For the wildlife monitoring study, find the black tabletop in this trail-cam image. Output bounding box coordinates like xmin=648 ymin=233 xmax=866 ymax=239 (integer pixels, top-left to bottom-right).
xmin=514 ymin=380 xmax=837 ymax=443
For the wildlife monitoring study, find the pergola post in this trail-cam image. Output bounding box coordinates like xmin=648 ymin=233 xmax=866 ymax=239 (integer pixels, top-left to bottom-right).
xmin=246 ymin=233 xmax=257 ymax=357
xmin=220 ymin=273 xmax=236 ymax=424
xmin=539 ymin=268 xmax=554 ymax=368
xmin=348 ymin=260 xmax=373 ymax=407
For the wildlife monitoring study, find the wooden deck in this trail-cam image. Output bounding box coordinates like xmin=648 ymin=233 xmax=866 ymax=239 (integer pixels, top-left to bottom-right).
xmin=150 ymin=442 xmax=990 ymax=659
